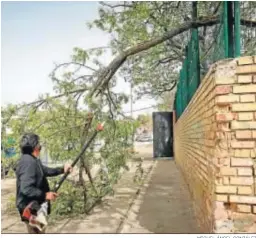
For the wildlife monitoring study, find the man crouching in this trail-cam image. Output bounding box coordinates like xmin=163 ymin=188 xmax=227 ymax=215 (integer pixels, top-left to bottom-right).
xmin=16 ymin=133 xmax=72 ymax=233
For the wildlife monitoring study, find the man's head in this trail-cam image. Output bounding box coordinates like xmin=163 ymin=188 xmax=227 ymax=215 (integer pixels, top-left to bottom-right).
xmin=20 ymin=133 xmax=41 ymax=157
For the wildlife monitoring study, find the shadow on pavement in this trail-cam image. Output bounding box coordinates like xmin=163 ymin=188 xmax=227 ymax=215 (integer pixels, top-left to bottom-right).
xmin=137 ymin=160 xmax=200 ymax=233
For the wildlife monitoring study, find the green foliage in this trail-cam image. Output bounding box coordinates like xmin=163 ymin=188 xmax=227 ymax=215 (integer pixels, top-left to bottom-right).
xmin=137 ymin=114 xmax=151 ymax=126
xmin=72 ymin=47 xmax=89 ymax=64
xmin=157 ymin=91 xmax=175 ymax=111
xmin=133 ymin=159 xmax=144 ymax=186
xmin=1 ymin=66 xmax=139 ymax=220
xmin=48 ymin=179 xmax=86 ymax=219
xmin=88 ymin=1 xmax=255 ymax=104
xmin=88 ymin=2 xmax=194 ymax=99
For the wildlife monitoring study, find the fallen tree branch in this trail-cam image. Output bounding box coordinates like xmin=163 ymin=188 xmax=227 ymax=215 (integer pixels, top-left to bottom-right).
xmin=5 ymin=16 xmax=254 ymax=113
xmin=88 ymin=17 xmax=220 ymax=98
xmin=99 ymin=1 xmax=134 ymax=9
xmin=241 ymin=18 xmax=256 ymax=27
xmin=24 ymin=88 xmax=88 ymax=108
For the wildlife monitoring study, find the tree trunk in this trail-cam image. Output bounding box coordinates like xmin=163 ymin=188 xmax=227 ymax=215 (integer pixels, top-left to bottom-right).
xmin=79 ymin=164 xmax=88 ymax=214
xmin=82 ymin=154 xmax=98 ymax=195
xmin=78 ymin=163 xmax=83 ymax=186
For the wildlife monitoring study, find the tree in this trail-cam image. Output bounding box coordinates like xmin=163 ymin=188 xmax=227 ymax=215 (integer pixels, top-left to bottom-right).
xmin=88 ymin=1 xmax=255 ymax=100
xmin=157 ymin=91 xmax=176 ymax=111
xmin=1 ymin=0 xmax=255 ymax=218
xmin=3 ymin=2 xmax=254 ymax=120
xmin=137 ymin=114 xmax=151 ymax=127
xmin=1 ymin=76 xmax=138 ymax=217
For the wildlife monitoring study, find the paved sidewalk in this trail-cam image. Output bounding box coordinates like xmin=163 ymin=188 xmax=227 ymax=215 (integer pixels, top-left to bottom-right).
xmin=1 ymin=160 xmax=155 ymax=233
xmin=120 ymin=160 xmax=200 ymax=233
xmin=2 ymin=143 xmax=200 ymax=234
xmin=50 ymin=160 xmax=154 ymax=233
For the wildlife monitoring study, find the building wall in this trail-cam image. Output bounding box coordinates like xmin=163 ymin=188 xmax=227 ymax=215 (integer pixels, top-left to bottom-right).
xmin=174 ymin=56 xmax=256 ymax=233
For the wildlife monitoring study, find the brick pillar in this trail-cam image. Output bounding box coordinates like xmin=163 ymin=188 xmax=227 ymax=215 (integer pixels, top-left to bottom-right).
xmin=214 ymin=56 xmax=256 ymax=233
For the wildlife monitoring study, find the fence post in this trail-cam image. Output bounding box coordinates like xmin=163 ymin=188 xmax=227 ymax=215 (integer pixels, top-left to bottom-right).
xmin=178 ymin=84 xmax=182 ymax=119
xmin=223 ymin=1 xmax=229 ymax=58
xmin=183 ymin=57 xmax=189 ymax=106
xmin=179 ymin=71 xmax=183 ymax=113
xmin=175 ymin=87 xmax=178 ymax=120
xmin=223 ymin=1 xmax=236 ymax=58
xmin=176 ymin=87 xmax=179 ymax=119
xmin=234 ymin=1 xmax=241 ymax=57
xmin=193 ymin=30 xmax=200 ymax=87
xmin=228 ymin=1 xmax=234 ymax=57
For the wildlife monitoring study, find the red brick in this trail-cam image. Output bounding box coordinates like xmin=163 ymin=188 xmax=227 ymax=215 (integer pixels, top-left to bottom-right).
xmin=252 ymin=131 xmax=256 ymax=139
xmin=216 ymin=113 xmax=235 ymax=122
xmin=215 ymin=85 xmax=232 ymax=95
xmin=235 ymin=130 xmax=252 ymax=139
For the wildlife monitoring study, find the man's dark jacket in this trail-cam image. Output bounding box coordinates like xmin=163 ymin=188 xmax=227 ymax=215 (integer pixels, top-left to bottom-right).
xmin=16 ymin=154 xmax=64 ymax=220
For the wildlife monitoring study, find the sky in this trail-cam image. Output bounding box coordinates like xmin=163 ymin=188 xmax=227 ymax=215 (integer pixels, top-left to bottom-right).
xmin=1 ymin=1 xmax=156 ymax=117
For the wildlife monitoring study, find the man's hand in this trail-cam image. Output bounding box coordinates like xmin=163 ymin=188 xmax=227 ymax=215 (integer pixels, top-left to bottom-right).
xmin=46 ymin=192 xmax=58 ymax=201
xmin=64 ymin=163 xmax=72 ymax=173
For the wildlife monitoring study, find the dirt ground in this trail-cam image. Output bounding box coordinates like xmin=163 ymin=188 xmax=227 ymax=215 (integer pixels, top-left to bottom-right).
xmin=1 ymin=143 xmax=200 ymax=233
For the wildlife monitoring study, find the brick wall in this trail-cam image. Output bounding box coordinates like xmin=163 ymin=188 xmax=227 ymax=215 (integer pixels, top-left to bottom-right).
xmin=174 ymin=56 xmax=256 ymax=233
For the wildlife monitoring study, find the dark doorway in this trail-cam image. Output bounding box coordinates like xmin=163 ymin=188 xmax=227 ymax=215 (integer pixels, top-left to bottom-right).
xmin=153 ymin=112 xmax=173 ymax=158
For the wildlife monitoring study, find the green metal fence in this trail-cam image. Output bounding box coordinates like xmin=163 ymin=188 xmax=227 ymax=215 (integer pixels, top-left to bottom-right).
xmin=174 ymin=1 xmax=252 ymax=120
